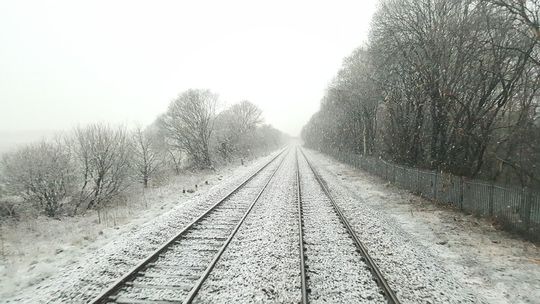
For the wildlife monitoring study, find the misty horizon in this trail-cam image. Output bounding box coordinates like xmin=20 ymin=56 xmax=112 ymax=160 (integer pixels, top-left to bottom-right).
xmin=0 ymin=0 xmax=378 ymax=141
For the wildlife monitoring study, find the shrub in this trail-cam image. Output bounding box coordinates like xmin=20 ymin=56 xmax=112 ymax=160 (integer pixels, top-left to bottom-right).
xmin=72 ymin=124 xmax=132 ymax=213
xmin=1 ymin=141 xmax=75 ymax=217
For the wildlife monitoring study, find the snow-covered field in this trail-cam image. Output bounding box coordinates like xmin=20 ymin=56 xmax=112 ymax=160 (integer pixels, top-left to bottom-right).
xmin=0 ymin=150 xmax=282 ymax=303
xmin=306 ymin=149 xmax=540 ymax=304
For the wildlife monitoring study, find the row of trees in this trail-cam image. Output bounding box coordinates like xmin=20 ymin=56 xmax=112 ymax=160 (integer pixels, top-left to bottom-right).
xmin=302 ymin=0 xmax=540 ymax=188
xmin=1 ymin=90 xmax=287 ymax=218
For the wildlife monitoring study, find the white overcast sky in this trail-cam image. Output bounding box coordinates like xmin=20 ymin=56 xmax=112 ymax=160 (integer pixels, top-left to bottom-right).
xmin=0 ymin=0 xmax=378 ymax=136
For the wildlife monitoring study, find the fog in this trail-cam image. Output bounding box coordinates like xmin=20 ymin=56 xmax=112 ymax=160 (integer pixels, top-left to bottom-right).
xmin=0 ymin=0 xmax=377 ymax=143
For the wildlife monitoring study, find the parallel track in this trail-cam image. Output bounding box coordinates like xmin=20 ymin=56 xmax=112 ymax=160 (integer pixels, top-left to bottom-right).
xmin=90 ymin=148 xmax=288 ymax=304
xmin=297 ymin=148 xmax=400 ymax=304
xmin=295 ymin=149 xmax=309 ymax=304
xmin=91 ymin=147 xmax=400 ymax=304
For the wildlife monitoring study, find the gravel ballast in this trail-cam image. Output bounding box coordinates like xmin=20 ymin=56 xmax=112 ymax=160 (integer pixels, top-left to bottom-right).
xmin=192 ymin=148 xmax=301 ymax=303
xmin=298 ymin=151 xmax=386 ymax=304
xmin=302 ymin=148 xmax=484 ymax=303
xmin=112 ymin=154 xmax=285 ymax=303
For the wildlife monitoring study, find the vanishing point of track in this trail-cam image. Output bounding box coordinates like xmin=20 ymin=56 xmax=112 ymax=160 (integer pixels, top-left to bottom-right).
xmin=90 ymin=148 xmax=288 ymax=304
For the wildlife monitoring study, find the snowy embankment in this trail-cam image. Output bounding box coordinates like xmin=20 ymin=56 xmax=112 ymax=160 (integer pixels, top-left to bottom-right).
xmin=1 ymin=151 xmax=281 ymax=304
xmin=193 ymin=149 xmax=300 ymax=303
xmin=305 ymin=149 xmax=540 ymax=304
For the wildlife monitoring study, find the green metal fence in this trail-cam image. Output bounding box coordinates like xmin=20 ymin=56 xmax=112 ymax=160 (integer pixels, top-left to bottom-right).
xmin=320 ymin=148 xmax=540 ymax=242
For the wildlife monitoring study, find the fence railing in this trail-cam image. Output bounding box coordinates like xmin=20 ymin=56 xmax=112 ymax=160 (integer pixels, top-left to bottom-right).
xmin=319 ymin=147 xmax=540 ymax=242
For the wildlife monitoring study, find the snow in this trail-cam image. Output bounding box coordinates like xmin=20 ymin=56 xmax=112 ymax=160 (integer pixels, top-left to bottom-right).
xmin=111 ymin=154 xmax=284 ymax=303
xmin=305 ymin=149 xmax=540 ymax=304
xmin=193 ymin=149 xmax=301 ymax=303
xmin=297 ymin=151 xmax=385 ymax=303
xmin=0 ymin=151 xmax=281 ymax=303
xmin=3 ymin=146 xmax=538 ymax=303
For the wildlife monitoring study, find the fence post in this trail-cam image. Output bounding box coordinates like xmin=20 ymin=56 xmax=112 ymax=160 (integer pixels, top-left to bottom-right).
xmin=433 ymin=171 xmax=438 ymax=200
xmin=521 ymin=187 xmax=532 ymax=233
xmin=416 ymin=169 xmax=421 ymax=194
xmin=488 ymin=183 xmax=494 ymax=217
xmin=459 ymin=177 xmax=464 ymax=211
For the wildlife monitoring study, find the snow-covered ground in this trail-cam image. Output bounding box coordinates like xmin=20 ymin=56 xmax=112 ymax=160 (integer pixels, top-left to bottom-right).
xmin=298 ymin=151 xmax=385 ymax=303
xmin=109 ymin=151 xmax=286 ymax=303
xmin=3 ymin=146 xmax=538 ymax=303
xmin=194 ymin=148 xmax=300 ymax=303
xmin=305 ymin=149 xmax=540 ymax=304
xmin=0 ymin=150 xmax=282 ymax=303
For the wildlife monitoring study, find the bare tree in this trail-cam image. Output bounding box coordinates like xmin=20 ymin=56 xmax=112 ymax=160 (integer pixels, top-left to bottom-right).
xmin=229 ymin=100 xmax=263 ymax=134
xmin=1 ymin=141 xmax=75 ymax=217
xmin=332 ymin=47 xmax=380 ymax=155
xmin=303 ymin=0 xmax=540 ymax=187
xmin=148 ymin=122 xmax=184 ymax=175
xmin=487 ymin=0 xmax=539 ymax=41
xmin=368 ymin=0 xmax=537 ymax=175
xmin=132 ymin=126 xmax=162 ymax=188
xmin=72 ymin=124 xmax=131 ymax=214
xmin=253 ymin=124 xmax=287 ymax=152
xmin=302 ymin=48 xmax=381 ymax=157
xmin=158 ymin=89 xmax=217 ymax=169
xmin=213 ymin=100 xmax=263 ymax=159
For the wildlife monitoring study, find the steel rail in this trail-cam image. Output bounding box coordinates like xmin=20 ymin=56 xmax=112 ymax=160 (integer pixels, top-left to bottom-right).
xmin=183 ymin=147 xmax=290 ymax=303
xmin=299 ymin=148 xmax=401 ymax=304
xmin=90 ymin=147 xmax=289 ymax=304
xmin=295 ymin=149 xmax=309 ymax=304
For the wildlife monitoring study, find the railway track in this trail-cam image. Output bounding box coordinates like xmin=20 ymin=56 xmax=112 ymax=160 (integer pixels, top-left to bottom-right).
xmin=90 ymin=148 xmax=289 ymax=304
xmin=295 ymin=149 xmax=309 ymax=304
xmin=296 ymin=148 xmax=400 ymax=304
xmin=90 ymin=147 xmax=400 ymax=304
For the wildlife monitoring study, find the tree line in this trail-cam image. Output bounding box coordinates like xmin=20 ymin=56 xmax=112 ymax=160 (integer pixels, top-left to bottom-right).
xmin=0 ymin=89 xmax=287 ymax=218
xmin=302 ymin=0 xmax=540 ymax=189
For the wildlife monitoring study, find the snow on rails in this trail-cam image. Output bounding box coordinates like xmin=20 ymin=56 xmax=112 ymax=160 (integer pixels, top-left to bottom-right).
xmin=89 ymin=147 xmax=402 ymax=304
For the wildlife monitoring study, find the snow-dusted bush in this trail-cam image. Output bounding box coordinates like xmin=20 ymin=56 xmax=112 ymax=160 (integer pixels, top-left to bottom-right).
xmin=0 ymin=141 xmax=76 ymax=217
xmin=71 ymin=124 xmax=132 ymax=214
xmin=212 ymin=101 xmax=287 ymax=161
xmin=0 ymin=195 xmax=22 ymax=218
xmin=213 ymin=100 xmax=263 ymax=160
